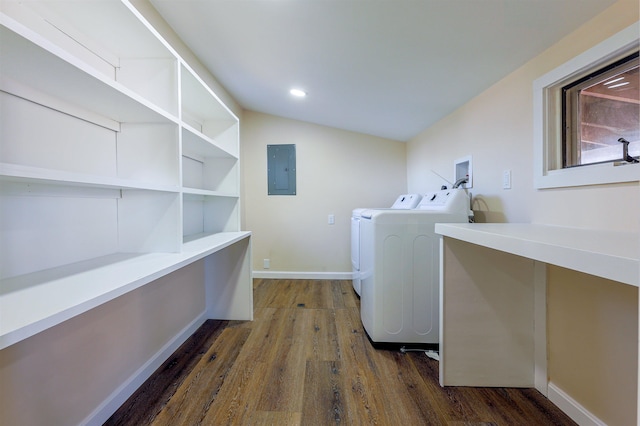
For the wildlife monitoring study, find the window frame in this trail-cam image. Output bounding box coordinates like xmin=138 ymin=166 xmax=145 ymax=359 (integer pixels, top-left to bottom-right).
xmin=562 ymin=52 xmax=639 ymax=168
xmin=533 ymin=22 xmax=640 ymax=189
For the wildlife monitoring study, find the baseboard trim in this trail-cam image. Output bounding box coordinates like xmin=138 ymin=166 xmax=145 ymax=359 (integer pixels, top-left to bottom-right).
xmin=547 ymin=382 xmax=606 ymax=426
xmin=83 ymin=313 xmax=207 ymax=426
xmin=252 ymin=270 xmax=353 ymax=280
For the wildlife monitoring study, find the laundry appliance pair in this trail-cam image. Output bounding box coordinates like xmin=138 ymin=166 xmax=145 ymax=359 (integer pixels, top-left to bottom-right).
xmin=350 ymin=193 xmax=422 ymax=297
xmin=352 ymin=189 xmax=470 ymax=347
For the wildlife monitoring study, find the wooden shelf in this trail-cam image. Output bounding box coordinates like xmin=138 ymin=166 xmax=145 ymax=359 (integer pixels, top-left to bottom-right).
xmin=0 ymin=0 xmax=245 ymax=339
xmin=435 ymin=223 xmax=639 ymax=286
xmin=182 ymin=194 xmax=239 ymax=241
xmin=0 ymin=22 xmax=177 ymax=128
xmin=180 ymin=64 xmax=237 ymax=124
xmin=0 ymin=162 xmax=180 ymax=193
xmin=180 ymin=64 xmax=239 ymax=156
xmin=181 ymin=187 xmax=239 ymax=197
xmin=182 ymin=124 xmax=236 ymax=159
xmin=0 ymin=232 xmax=251 ymax=350
xmin=1 ymin=0 xmax=179 ymax=115
xmin=0 ymin=3 xmax=250 ymax=424
xmin=1 ymin=3 xmax=242 ymax=280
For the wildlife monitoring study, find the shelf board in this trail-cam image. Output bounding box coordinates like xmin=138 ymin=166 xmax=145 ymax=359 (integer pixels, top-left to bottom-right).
xmin=0 ymin=231 xmax=251 ymax=350
xmin=0 ymin=2 xmax=246 ymax=352
xmin=181 ymin=187 xmax=239 ymax=198
xmin=0 ymin=163 xmax=180 ymax=193
xmin=182 ymin=231 xmax=248 ymax=250
xmin=181 ymin=124 xmax=237 ymax=160
xmin=180 ymin=63 xmax=238 ymax=124
xmin=435 ymin=223 xmax=639 ymax=287
xmin=1 ymin=0 xmax=176 ymax=64
xmin=0 ymin=20 xmax=177 ymax=126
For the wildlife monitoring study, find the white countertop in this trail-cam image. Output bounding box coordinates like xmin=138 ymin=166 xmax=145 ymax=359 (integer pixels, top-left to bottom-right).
xmin=435 ymin=223 xmax=638 ymax=287
xmin=0 ymin=231 xmax=251 ymax=349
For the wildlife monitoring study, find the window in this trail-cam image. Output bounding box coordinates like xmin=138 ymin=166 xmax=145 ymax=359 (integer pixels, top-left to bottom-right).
xmin=563 ymin=52 xmax=639 ymax=167
xmin=533 ymin=22 xmax=640 ymax=189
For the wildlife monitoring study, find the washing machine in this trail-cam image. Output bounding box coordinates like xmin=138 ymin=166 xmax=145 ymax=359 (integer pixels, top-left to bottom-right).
xmin=359 ymin=188 xmax=470 ymax=346
xmin=351 ymin=194 xmax=422 ymax=296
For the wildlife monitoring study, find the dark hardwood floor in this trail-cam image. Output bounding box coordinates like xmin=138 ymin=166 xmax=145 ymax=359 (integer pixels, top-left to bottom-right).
xmin=106 ymin=279 xmax=576 ymax=425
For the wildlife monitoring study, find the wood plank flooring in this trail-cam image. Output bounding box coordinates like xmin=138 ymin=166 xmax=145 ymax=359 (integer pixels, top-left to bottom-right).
xmin=106 ymin=279 xmax=576 ymax=425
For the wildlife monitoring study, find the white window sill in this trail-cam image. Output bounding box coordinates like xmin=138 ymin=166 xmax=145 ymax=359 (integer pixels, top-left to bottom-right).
xmin=533 ymin=21 xmax=640 ymax=189
xmin=534 ymin=161 xmax=639 ymax=189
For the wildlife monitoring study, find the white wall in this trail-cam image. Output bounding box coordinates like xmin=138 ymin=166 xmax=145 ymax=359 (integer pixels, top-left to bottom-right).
xmin=407 ymin=0 xmax=639 ymax=230
xmin=407 ymin=1 xmax=639 ymax=424
xmin=0 ymin=262 xmax=206 ymax=426
xmin=547 ymin=266 xmax=637 ymax=426
xmin=241 ymin=111 xmax=407 ymax=275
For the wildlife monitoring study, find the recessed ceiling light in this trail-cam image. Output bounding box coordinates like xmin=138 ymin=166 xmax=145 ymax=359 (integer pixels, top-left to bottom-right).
xmin=290 ymin=88 xmax=307 ymax=97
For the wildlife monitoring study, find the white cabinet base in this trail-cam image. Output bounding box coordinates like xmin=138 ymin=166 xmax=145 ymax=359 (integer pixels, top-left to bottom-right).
xmin=439 ymin=237 xmax=535 ymax=387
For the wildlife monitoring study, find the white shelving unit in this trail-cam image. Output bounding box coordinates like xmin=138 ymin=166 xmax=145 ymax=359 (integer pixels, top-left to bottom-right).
xmin=0 ymin=0 xmax=249 ymax=349
xmin=179 ymin=63 xmax=240 ymax=242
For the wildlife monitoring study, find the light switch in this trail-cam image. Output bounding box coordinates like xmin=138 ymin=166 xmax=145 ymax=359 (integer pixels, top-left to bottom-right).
xmin=328 ymin=214 xmax=335 ymax=225
xmin=503 ymin=170 xmax=512 ymax=189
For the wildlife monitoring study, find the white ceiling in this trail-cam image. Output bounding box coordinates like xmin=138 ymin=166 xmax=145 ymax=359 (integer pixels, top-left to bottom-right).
xmin=150 ymin=0 xmax=616 ymax=141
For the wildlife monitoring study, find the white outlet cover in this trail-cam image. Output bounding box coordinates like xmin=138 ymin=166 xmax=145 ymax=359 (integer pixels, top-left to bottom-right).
xmin=503 ymin=170 xmax=512 ymax=189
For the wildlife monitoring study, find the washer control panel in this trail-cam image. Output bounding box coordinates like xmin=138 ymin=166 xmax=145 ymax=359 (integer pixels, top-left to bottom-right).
xmin=390 ymin=193 xmax=423 ymax=209
xmin=416 ymin=189 xmax=468 ymax=212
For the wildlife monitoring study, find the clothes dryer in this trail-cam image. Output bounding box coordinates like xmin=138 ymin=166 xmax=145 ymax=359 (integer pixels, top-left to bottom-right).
xmin=359 ymin=189 xmax=470 ymax=346
xmin=351 ymin=194 xmax=422 ymax=296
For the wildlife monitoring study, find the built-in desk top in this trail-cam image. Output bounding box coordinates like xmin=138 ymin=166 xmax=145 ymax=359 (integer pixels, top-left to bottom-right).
xmin=0 ymin=232 xmax=252 ymax=350
xmin=435 ymin=223 xmax=639 ymax=287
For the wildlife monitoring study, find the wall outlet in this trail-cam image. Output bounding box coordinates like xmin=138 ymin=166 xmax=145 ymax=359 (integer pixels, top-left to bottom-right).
xmin=263 ymin=259 xmax=270 ymax=269
xmin=328 ymin=214 xmax=335 ymax=225
xmin=503 ymin=170 xmax=512 ymax=189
